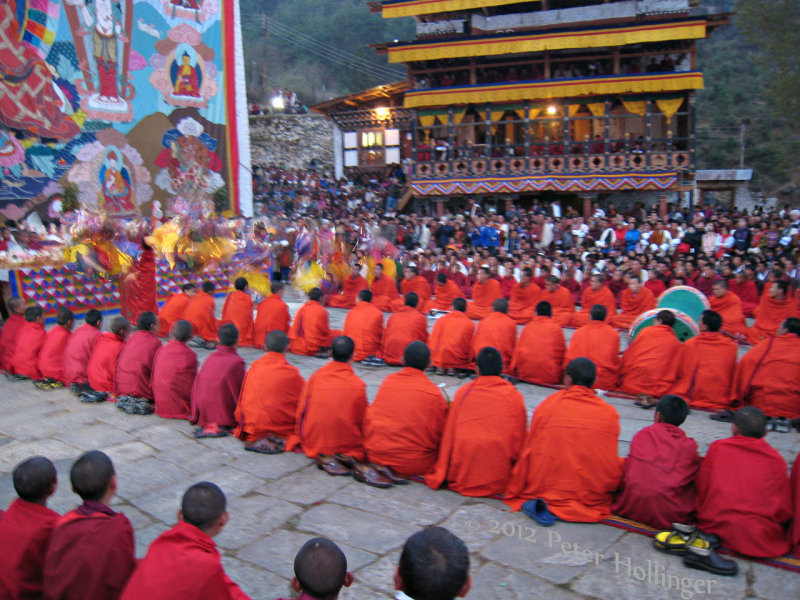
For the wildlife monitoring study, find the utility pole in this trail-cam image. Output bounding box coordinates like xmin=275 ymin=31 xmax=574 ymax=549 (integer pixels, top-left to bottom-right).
xmin=260 ymin=14 xmax=268 ymax=102
xmin=739 ymin=119 xmax=749 ymax=169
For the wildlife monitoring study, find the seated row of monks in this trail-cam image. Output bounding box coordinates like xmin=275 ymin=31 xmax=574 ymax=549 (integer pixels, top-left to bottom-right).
xmin=0 ymin=451 xmax=473 ymax=600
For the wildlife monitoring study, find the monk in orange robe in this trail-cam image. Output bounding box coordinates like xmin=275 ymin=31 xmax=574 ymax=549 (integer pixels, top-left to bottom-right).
xmin=709 ymin=279 xmax=748 ymax=338
xmin=507 ymin=268 xmax=540 ymax=324
xmin=426 ymin=272 xmax=462 ymax=312
xmin=673 ymin=310 xmax=737 ymax=411
xmin=9 ymin=306 xmax=46 ymax=380
xmin=0 ymin=298 xmax=26 ymax=371
xmin=382 ymin=292 xmax=429 ymax=366
xmin=472 ymin=298 xmax=517 ymax=373
xmin=369 ymin=262 xmax=398 ymax=312
xmin=610 ymin=276 xmax=655 ymax=330
xmin=343 ymin=289 xmax=384 ymax=362
xmin=38 ymin=308 xmax=74 ymax=384
xmin=735 ymin=317 xmax=800 ymax=419
xmin=428 ymin=297 xmax=474 ymax=375
xmin=511 ymin=301 xmax=565 ymax=385
xmin=221 ymin=277 xmax=255 ymax=347
xmin=183 ymin=281 xmax=219 ymax=343
xmin=289 ymin=288 xmax=335 ymax=356
xmin=253 ymin=281 xmax=290 ymax=347
xmin=235 ymin=330 xmax=305 ymax=451
xmin=619 ymin=310 xmax=683 ymax=398
xmin=426 ymin=347 xmax=527 ymax=497
xmin=157 ymin=284 xmax=196 ymax=337
xmin=86 ymin=317 xmax=130 ymax=397
xmin=539 ymin=276 xmax=575 ymax=327
xmin=364 ymin=341 xmax=448 ymax=477
xmin=391 ymin=265 xmax=432 ymax=312
xmin=747 ymin=281 xmax=800 ymax=344
xmin=465 ymin=267 xmax=503 ymax=320
xmin=570 ymin=274 xmax=617 ymax=328
xmin=729 ymin=272 xmax=759 ymax=317
xmin=328 ymin=264 xmax=368 ymax=309
xmin=564 ymin=305 xmax=621 ymax=391
xmin=505 ymin=358 xmax=622 ymax=521
xmin=151 ymin=321 xmax=197 ymax=420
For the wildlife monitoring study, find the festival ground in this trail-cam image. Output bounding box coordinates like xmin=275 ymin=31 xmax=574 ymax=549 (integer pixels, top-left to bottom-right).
xmin=0 ymin=290 xmax=796 ymax=600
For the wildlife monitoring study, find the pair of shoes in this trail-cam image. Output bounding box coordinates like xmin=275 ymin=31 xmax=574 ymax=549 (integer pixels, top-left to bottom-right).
xmin=188 ymin=337 xmax=206 ymax=348
xmin=316 ymin=453 xmax=351 ymax=476
xmin=33 ymin=379 xmax=63 ymax=391
xmin=634 ymin=393 xmax=658 ymax=409
xmin=435 ymin=368 xmax=446 ymax=376
xmin=426 ymin=366 xmax=437 ymax=373
xmin=768 ymin=417 xmax=792 ymax=433
xmin=373 ymin=464 xmax=409 ymax=485
xmin=193 ymin=425 xmax=229 ymax=439
xmin=683 ymin=546 xmax=738 ymax=576
xmin=6 ymin=373 xmax=29 ymax=381
xmin=118 ymin=396 xmax=154 ymax=415
xmin=116 ymin=395 xmax=132 ymax=411
xmin=79 ymin=390 xmax=108 ymax=403
xmin=456 ymin=370 xmax=471 ymax=380
xmin=362 ymin=356 xmax=382 ymax=366
xmin=314 ymin=349 xmax=331 ymax=359
xmin=710 ymin=409 xmax=735 ymax=423
xmin=335 ymin=453 xmax=393 ymax=488
xmin=653 ymin=523 xmax=717 ymax=554
xmin=521 ymin=498 xmax=556 ymax=526
xmin=244 ymin=437 xmax=285 ymax=454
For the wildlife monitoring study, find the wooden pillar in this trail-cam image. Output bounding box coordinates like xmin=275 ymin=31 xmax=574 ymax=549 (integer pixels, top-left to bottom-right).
xmin=505 ymin=198 xmax=513 ymax=214
xmin=658 ymin=193 xmax=668 ymax=218
xmin=469 ymin=59 xmax=476 ymax=85
xmin=436 ymin=200 xmax=444 ymax=217
xmin=582 ymin=194 xmax=592 ymax=220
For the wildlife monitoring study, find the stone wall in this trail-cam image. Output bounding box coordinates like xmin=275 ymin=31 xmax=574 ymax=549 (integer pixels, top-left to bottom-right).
xmin=249 ymin=113 xmax=334 ymax=172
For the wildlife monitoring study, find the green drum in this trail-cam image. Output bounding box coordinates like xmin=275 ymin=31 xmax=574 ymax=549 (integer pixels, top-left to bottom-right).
xmin=656 ymin=285 xmax=709 ymax=325
xmin=629 ymin=308 xmax=700 ymax=342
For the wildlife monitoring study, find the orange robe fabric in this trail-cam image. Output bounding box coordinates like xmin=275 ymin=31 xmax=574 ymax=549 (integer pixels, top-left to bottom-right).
xmin=87 ymin=332 xmax=125 ymax=394
xmin=253 ymin=295 xmax=290 ymax=347
xmin=425 ymin=279 xmax=462 ymax=312
xmin=610 ymin=288 xmax=656 ymax=330
xmin=391 ymin=276 xmax=432 ymax=312
xmin=426 ymin=376 xmax=527 ymax=497
xmin=747 ymin=295 xmax=800 ymax=344
xmin=285 ymin=361 xmax=367 ymax=461
xmin=151 ymin=340 xmax=197 ymax=420
xmin=507 ymin=282 xmax=541 ymax=323
xmin=734 ymin=334 xmax=800 ymax=419
xmin=540 ymin=286 xmax=575 ymax=327
xmin=619 ymin=324 xmax=683 ymax=397
xmin=289 ymin=300 xmax=333 ymax=356
xmin=364 ymin=367 xmax=448 ymax=476
xmin=429 ymin=311 xmax=474 ymax=370
xmin=221 ymin=290 xmax=255 ymax=347
xmin=505 ymin=386 xmax=622 ymax=521
xmin=328 ymin=275 xmax=368 ymax=309
xmin=343 ymin=301 xmax=384 ymax=361
xmin=465 ymin=280 xmax=503 ymax=320
xmin=382 ymin=306 xmax=428 ymax=365
xmin=235 ymin=352 xmax=305 ymax=441
xmin=38 ymin=324 xmax=71 ymax=382
xmin=510 ymin=316 xmax=565 ymax=385
xmin=709 ymin=291 xmax=748 ymax=337
xmin=10 ymin=321 xmax=45 ymax=379
xmin=183 ymin=291 xmax=218 ymax=342
xmin=0 ymin=313 xmax=25 ymax=370
xmin=564 ymin=321 xmax=621 ymax=391
xmin=673 ymin=331 xmax=737 ymax=411
xmin=570 ymin=286 xmax=617 ymax=328
xmin=157 ymin=293 xmax=191 ymax=337
xmin=471 ymin=312 xmax=517 ymax=373
xmin=369 ymin=275 xmax=399 ymax=312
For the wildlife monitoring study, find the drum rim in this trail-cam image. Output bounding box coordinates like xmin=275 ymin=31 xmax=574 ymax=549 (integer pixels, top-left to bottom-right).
xmin=628 ymin=308 xmax=700 ymax=339
xmin=656 ymin=285 xmax=711 ymax=311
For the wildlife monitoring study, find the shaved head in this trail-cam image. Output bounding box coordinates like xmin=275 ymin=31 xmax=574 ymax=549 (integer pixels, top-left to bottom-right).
xmin=70 ymin=450 xmax=115 ymax=502
xmin=172 ymin=320 xmax=193 ymax=342
xmin=181 ymin=482 xmax=226 ymax=532
xmin=265 ymin=330 xmax=289 ymax=352
xmin=294 ymin=538 xmax=348 ymax=600
xmin=13 ymin=456 xmax=57 ymax=503
xmin=734 ymin=406 xmax=767 ymax=439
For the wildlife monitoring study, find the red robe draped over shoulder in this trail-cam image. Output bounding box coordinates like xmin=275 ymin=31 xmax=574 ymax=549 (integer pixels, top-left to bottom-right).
xmin=673 ymin=331 xmax=737 ymax=411
xmin=465 ymin=279 xmax=503 ymax=320
xmin=253 ymin=295 xmax=290 ymax=347
xmin=221 ymin=290 xmax=255 ymax=347
xmin=471 ymin=311 xmax=517 ymax=372
xmin=570 ymin=286 xmax=617 ymax=328
xmin=157 ymin=293 xmax=191 ymax=337
xmin=183 ymin=291 xmax=218 ymax=342
xmin=369 ymin=275 xmax=399 ymax=312
xmin=429 ymin=311 xmax=474 ymax=370
xmin=734 ymin=334 xmax=800 ymax=419
xmin=425 ymin=280 xmax=462 ymax=312
xmin=511 ymin=316 xmax=565 ymax=385
xmin=391 ymin=276 xmax=432 ymax=312
xmin=505 ymin=386 xmax=622 ymax=521
xmin=120 ymin=246 xmax=157 ymax=325
xmin=382 ymin=306 xmax=428 ymax=365
xmin=38 ymin=325 xmax=71 ymax=382
xmin=63 ymin=324 xmax=101 ymax=385
xmin=612 ymin=423 xmax=701 ymax=530
xmin=619 ymin=325 xmax=683 ymax=397
xmin=327 ymin=275 xmax=368 ymax=309
xmin=709 ymin=291 xmax=748 ymax=337
xmin=507 ymin=282 xmax=540 ymax=324
xmin=114 ymin=330 xmax=162 ymax=400
xmin=541 ymin=286 xmax=575 ymax=327
xmin=0 ymin=313 xmax=25 ymax=370
xmin=289 ymin=300 xmax=333 ymax=356
xmin=729 ymin=279 xmax=759 ymax=317
xmin=747 ymin=295 xmax=800 ymax=344
xmin=151 ymin=340 xmax=198 ymax=419
xmin=10 ymin=321 xmax=45 ymax=379
xmin=87 ymin=332 xmax=125 ymax=394
xmin=426 ymin=376 xmax=526 ymax=497
xmin=564 ymin=321 xmax=621 ymax=391
xmin=610 ymin=288 xmax=656 ymax=330
xmin=190 ymin=346 xmax=245 ymax=428
xmin=791 ymin=453 xmax=800 ymax=555
xmin=343 ymin=301 xmax=384 ymax=361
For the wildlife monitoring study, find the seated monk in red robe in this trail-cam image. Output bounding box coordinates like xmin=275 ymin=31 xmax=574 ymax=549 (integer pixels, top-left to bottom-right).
xmin=507 ymin=267 xmax=540 ymax=324
xmin=63 ymin=309 xmax=103 ymax=394
xmin=343 ymin=289 xmax=384 ymax=362
xmin=429 ymin=297 xmax=474 ymax=376
xmin=505 ymin=358 xmax=622 ymax=522
xmin=425 ymin=272 xmax=462 ymax=312
xmin=369 ymin=262 xmax=398 ymax=312
xmin=709 ymin=279 xmax=748 ymax=339
xmin=0 ymin=457 xmax=59 ymax=599
xmin=183 ymin=281 xmax=219 ymax=344
xmin=365 ymin=341 xmax=448 ymax=478
xmin=610 ymin=276 xmax=656 ymax=330
xmin=472 ymin=298 xmax=517 ymax=374
xmin=289 ymin=288 xmax=337 ymax=356
xmin=253 ymin=281 xmax=290 ymax=347
xmin=120 ymin=483 xmax=250 ymax=600
xmin=390 ymin=265 xmax=431 ymax=312
xmin=564 ymin=305 xmax=621 ymax=391
xmin=157 ymin=283 xmax=196 ymax=337
xmin=86 ymin=317 xmax=130 ymax=398
xmin=426 ymin=347 xmax=526 ymax=497
xmin=43 ymin=451 xmax=136 ymax=600
xmin=191 ymin=324 xmax=246 ymax=437
xmin=612 ymin=395 xmax=701 ymax=529
xmin=234 ymin=330 xmax=305 ymax=451
xmin=791 ymin=450 xmax=800 ymax=555
xmin=696 ymin=407 xmax=792 ymax=558
xmin=747 ymin=281 xmax=800 ymax=344
xmin=734 ymin=317 xmax=800 ymax=420
xmin=465 ymin=267 xmax=503 ymax=320
xmin=729 ymin=272 xmax=758 ymax=317
xmin=221 ymin=278 xmax=255 ymax=347
xmin=9 ymin=306 xmax=46 ymax=379
xmin=510 ymin=301 xmax=565 ymax=385
xmin=151 ymin=320 xmax=198 ymax=420
xmin=0 ymin=297 xmax=27 ymax=371
xmin=570 ymin=274 xmax=617 ymax=328
xmin=37 ymin=308 xmax=74 ymax=385
xmin=327 ymin=264 xmax=368 ymax=309
xmin=114 ymin=311 xmax=162 ymax=404
xmin=382 ymin=292 xmax=429 ymax=366
xmin=619 ymin=310 xmax=683 ymax=400
xmin=540 ymin=275 xmax=576 ymax=327
xmin=673 ymin=310 xmax=737 ymax=412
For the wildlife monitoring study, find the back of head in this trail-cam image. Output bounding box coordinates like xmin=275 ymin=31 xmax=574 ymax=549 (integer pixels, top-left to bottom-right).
xmin=436 ymin=272 xmax=447 ymax=285
xmin=202 ymin=281 xmax=215 ymax=294
xmin=476 ymin=346 xmax=502 ymax=376
xmin=714 ymin=278 xmax=729 ymax=291
xmin=111 ymin=316 xmax=130 ymax=336
xmin=8 ymin=297 xmax=25 ymax=314
xmin=234 ymin=277 xmax=248 ymax=291
xmin=13 ymin=456 xmax=57 ymax=503
xmin=546 ymin=275 xmax=560 ymax=285
xmin=405 ymin=291 xmax=419 ymax=308
xmin=358 ymin=289 xmax=372 ymax=303
xmin=492 ymin=298 xmax=508 ymax=314
xmin=775 ymin=280 xmax=789 ymax=295
xmin=172 ymin=319 xmax=193 ymax=342
xmin=535 ymin=301 xmax=552 ymax=317
xmin=783 ymin=317 xmax=800 ymax=336
xmin=452 ymin=297 xmax=466 ymax=312
xmin=272 ymin=281 xmax=284 ymax=295
xmin=589 ymin=304 xmax=607 ymax=322
xmin=137 ymin=311 xmax=158 ymax=331
xmin=217 ymin=323 xmax=238 ymax=347
xmin=734 ymin=406 xmax=767 ymax=438
xmin=656 ymin=309 xmax=675 ymax=327
xmin=701 ymin=310 xmax=722 ymax=332
xmin=70 ymin=450 xmax=114 ymax=502
xmin=294 ymin=537 xmax=348 ymax=600
xmin=57 ymin=307 xmax=74 ymax=327
xmin=565 ymin=357 xmax=596 ymax=388
xmin=85 ymin=308 xmax=102 ymax=327
xmin=308 ymin=287 xmax=323 ymax=302
xmin=181 ymin=481 xmax=226 ymax=532
xmin=656 ymin=394 xmax=689 ymax=426
xmin=25 ymin=306 xmax=43 ymax=322
xmin=404 ymin=341 xmax=430 ymax=371
xmin=331 ymin=335 xmax=355 ymax=362
xmin=181 ymin=283 xmax=196 ymax=294
xmin=399 ymin=527 xmax=470 ymax=600
xmin=266 ymin=329 xmax=289 ymax=352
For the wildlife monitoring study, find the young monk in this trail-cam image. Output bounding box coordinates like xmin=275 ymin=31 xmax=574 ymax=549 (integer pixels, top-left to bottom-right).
xmin=114 ymin=311 xmax=162 ymax=412
xmin=570 ymin=274 xmax=617 ymax=328
xmin=747 ymin=280 xmax=800 ymax=344
xmin=391 ymin=265 xmax=431 ymax=312
xmin=395 ymin=527 xmax=471 ymax=600
xmin=151 ymin=320 xmax=198 ymax=420
xmin=708 ymin=279 xmax=748 ymax=338
xmin=253 ymin=281 xmax=290 ymax=346
xmin=43 ymin=451 xmax=136 ymax=600
xmin=273 ymin=538 xmax=353 ymax=600
xmin=85 ymin=317 xmax=130 ymax=400
xmin=610 ymin=276 xmax=656 ymax=330
xmin=221 ymin=278 xmax=255 ymax=347
xmin=183 ymin=281 xmax=218 ymax=345
xmin=505 ymin=358 xmax=622 ymax=522
xmin=63 ymin=309 xmax=103 ymax=395
xmin=728 ymin=271 xmax=758 ymax=317
xmin=157 ymin=283 xmax=196 ymax=337
xmin=0 ymin=297 xmax=26 ymax=371
xmin=0 ymin=456 xmax=59 ymax=599
xmin=426 ymin=347 xmax=527 ymax=497
xmin=365 ymin=341 xmax=448 ymax=478
xmin=235 ymin=330 xmax=305 ymax=453
xmin=120 ymin=482 xmax=250 ymax=600
xmin=507 ymin=268 xmax=540 ymax=324
xmin=540 ymin=276 xmax=575 ymax=327
xmin=510 ymin=301 xmax=565 ymax=385
xmin=426 ymin=272 xmax=463 ymax=313
xmin=471 ymin=298 xmax=517 ymax=374
xmin=564 ymin=305 xmax=621 ymax=391
xmin=289 ymin=287 xmax=335 ymax=356
xmin=428 ymin=297 xmax=474 ymax=376
xmin=369 ymin=262 xmax=399 ymax=312
xmin=9 ymin=306 xmax=46 ymax=380
xmin=618 ymin=310 xmax=683 ymax=400
xmin=696 ymin=407 xmax=792 ymax=558
xmin=37 ymin=308 xmax=74 ymax=387
xmin=190 ymin=324 xmax=246 ymax=438
xmin=382 ymin=292 xmax=429 ymax=366
xmin=612 ymin=395 xmax=701 ymax=529
xmin=465 ymin=267 xmax=503 ymax=321
xmin=342 ymin=289 xmax=384 ymax=362
xmin=327 ymin=263 xmax=368 ymax=309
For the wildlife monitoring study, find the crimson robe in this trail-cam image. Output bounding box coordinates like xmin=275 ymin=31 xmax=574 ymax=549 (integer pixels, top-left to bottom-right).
xmin=10 ymin=321 xmax=45 ymax=379
xmin=0 ymin=313 xmax=25 ymax=370
xmin=157 ymin=292 xmax=191 ymax=337
xmin=87 ymin=332 xmax=125 ymax=394
xmin=221 ymin=290 xmax=255 ymax=347
xmin=62 ymin=323 xmax=101 ymax=386
xmin=619 ymin=325 xmax=683 ymax=397
xmin=285 ymin=361 xmax=367 ymax=461
xmin=382 ymin=306 xmax=428 ymax=366
xmin=327 ymin=275 xmax=368 ymax=309
xmin=465 ymin=280 xmax=503 ymax=320
xmin=791 ymin=453 xmax=800 ymax=555
xmin=570 ymin=286 xmax=617 ymax=328
xmin=114 ymin=330 xmax=162 ymax=400
xmin=190 ymin=346 xmax=245 ymax=428
xmin=0 ymin=498 xmax=59 ymax=599
xmin=507 ymin=282 xmax=541 ymax=324
xmin=38 ymin=325 xmax=71 ymax=382
xmin=510 ymin=316 xmax=565 ymax=385
xmin=471 ymin=311 xmax=517 ymax=373
xmin=342 ymin=301 xmax=384 ymax=361
xmin=120 ymin=247 xmax=158 ymax=326
xmin=425 ymin=280 xmax=462 ymax=312
xmin=709 ymin=291 xmax=748 ymax=337
xmin=151 ymin=340 xmax=198 ymax=419
xmin=428 ymin=311 xmax=474 ymax=370
xmin=564 ymin=321 xmax=621 ymax=391
xmin=390 ymin=276 xmax=432 ymax=312
xmin=505 ymin=386 xmax=622 ymax=521
xmin=612 ymin=423 xmax=701 ymax=530
xmin=183 ymin=291 xmax=218 ymax=342
xmin=673 ymin=331 xmax=737 ymax=411
xmin=289 ymin=300 xmax=333 ymax=356
xmin=644 ymin=278 xmax=666 ymax=298
xmin=610 ymin=288 xmax=656 ymax=330
xmin=369 ymin=275 xmax=399 ymax=312
xmin=696 ymin=436 xmax=792 ymax=558
xmin=234 ymin=352 xmax=305 ymax=441
xmin=253 ymin=295 xmax=290 ymax=347
xmin=729 ymin=279 xmax=759 ymax=317
xmin=364 ymin=367 xmax=448 ymax=477
xmin=747 ymin=295 xmax=800 ymax=344
xmin=734 ymin=334 xmax=800 ymax=419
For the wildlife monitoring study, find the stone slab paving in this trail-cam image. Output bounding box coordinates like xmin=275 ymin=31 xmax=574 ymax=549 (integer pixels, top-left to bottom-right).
xmin=0 ymin=293 xmax=797 ymax=599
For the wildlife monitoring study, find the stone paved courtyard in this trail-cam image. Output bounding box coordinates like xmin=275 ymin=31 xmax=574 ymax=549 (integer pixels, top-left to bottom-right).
xmin=0 ymin=295 xmax=797 ymax=599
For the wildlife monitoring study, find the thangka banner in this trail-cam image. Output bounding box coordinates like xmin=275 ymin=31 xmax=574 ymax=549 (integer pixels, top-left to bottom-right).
xmin=0 ymin=0 xmax=252 ymax=219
